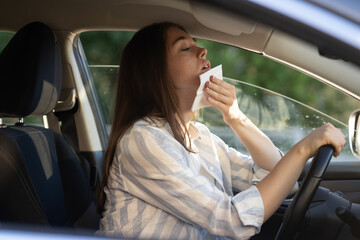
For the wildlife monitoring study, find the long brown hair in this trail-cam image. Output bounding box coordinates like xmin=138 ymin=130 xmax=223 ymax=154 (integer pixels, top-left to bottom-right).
xmin=98 ymin=22 xmax=193 ymax=212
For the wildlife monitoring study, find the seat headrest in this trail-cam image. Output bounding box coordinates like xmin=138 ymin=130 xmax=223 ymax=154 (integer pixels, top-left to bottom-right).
xmin=0 ymin=22 xmax=62 ymax=117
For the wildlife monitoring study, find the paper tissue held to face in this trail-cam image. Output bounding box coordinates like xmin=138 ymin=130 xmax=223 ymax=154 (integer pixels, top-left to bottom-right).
xmin=191 ymin=64 xmax=223 ymax=112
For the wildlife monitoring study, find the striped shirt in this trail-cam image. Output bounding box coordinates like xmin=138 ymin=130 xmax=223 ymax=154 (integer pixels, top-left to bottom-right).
xmin=99 ymin=117 xmax=269 ymax=240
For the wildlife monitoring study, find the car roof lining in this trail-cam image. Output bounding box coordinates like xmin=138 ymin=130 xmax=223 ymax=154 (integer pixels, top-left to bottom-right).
xmin=190 ymin=1 xmax=257 ymax=36
xmin=264 ymin=30 xmax=360 ymax=101
xmin=0 ymin=0 xmax=272 ymax=52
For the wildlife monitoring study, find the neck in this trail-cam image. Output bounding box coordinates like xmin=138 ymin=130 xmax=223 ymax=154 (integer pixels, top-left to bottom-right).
xmin=182 ymin=111 xmax=193 ymax=129
xmin=175 ymin=89 xmax=196 ymax=129
xmin=175 ymin=111 xmax=192 ymax=132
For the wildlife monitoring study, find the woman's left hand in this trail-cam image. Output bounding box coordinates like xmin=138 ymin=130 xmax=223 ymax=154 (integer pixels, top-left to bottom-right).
xmin=204 ymin=76 xmax=243 ymax=125
xmin=205 ymin=75 xmax=282 ymax=171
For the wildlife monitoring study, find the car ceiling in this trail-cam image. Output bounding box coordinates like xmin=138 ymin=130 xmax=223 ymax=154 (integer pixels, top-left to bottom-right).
xmin=0 ymin=0 xmax=272 ymax=51
xmin=1 ymin=0 xmax=360 ymax=100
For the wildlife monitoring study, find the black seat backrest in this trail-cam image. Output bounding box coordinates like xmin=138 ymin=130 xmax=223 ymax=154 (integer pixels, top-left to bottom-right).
xmin=0 ymin=22 xmax=99 ymax=230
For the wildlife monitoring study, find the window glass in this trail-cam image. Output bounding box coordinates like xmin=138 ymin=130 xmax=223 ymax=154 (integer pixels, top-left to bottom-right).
xmin=81 ymin=31 xmax=134 ymax=128
xmin=0 ymin=32 xmax=13 ymax=51
xmin=197 ymin=39 xmax=359 ymax=124
xmin=199 ymin=78 xmax=355 ymax=162
xmin=0 ymin=32 xmax=44 ymax=127
xmin=1 ymin=116 xmax=44 ymax=127
xmin=80 ymin=31 xmax=360 ymax=161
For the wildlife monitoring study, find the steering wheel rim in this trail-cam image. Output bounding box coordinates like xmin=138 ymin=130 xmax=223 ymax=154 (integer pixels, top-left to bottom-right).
xmin=275 ymin=145 xmax=334 ymax=240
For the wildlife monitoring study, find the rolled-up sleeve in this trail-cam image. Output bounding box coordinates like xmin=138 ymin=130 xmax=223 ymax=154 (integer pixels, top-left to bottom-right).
xmin=232 ymin=185 xmax=264 ymax=232
xmin=119 ymin=126 xmax=264 ymax=239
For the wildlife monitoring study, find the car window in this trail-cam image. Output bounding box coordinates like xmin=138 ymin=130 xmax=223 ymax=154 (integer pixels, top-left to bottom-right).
xmin=79 ymin=31 xmax=360 ymax=162
xmin=0 ymin=32 xmax=45 ymax=127
xmin=201 ymin=78 xmax=355 ymax=162
xmin=80 ymin=31 xmax=134 ymax=131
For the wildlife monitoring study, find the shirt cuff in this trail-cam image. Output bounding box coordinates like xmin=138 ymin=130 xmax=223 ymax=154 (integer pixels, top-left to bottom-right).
xmin=231 ymin=185 xmax=264 ymax=233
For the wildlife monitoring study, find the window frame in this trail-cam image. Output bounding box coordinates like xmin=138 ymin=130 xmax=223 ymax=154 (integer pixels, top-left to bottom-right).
xmin=73 ymin=35 xmax=109 ymax=149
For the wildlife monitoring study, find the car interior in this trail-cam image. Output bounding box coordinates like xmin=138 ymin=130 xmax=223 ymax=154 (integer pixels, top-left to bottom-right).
xmin=0 ymin=0 xmax=360 ymax=239
xmin=0 ymin=21 xmax=100 ymax=230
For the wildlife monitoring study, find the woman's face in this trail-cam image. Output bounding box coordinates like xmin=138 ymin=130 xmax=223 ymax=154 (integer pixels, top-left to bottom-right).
xmin=166 ymin=27 xmax=210 ymax=95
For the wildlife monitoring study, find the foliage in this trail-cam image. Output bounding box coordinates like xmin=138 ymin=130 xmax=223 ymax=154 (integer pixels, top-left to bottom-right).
xmin=0 ymin=32 xmax=13 ymax=52
xmin=80 ymin=31 xmax=134 ymax=65
xmin=1 ymin=29 xmax=359 ymax=125
xmin=197 ymin=39 xmax=359 ymax=123
xmin=80 ymin=31 xmax=359 ymax=125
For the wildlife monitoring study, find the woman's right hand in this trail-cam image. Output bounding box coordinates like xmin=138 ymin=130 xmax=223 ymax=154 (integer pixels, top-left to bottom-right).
xmin=257 ymin=123 xmax=346 ymax=221
xmin=296 ymin=123 xmax=346 ymax=159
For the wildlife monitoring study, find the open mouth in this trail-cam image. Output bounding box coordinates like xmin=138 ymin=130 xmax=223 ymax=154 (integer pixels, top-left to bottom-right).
xmin=201 ymin=60 xmax=211 ymax=71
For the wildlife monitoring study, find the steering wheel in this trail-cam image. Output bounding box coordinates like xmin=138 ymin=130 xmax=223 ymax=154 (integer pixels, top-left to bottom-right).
xmin=275 ymin=145 xmax=334 ymax=240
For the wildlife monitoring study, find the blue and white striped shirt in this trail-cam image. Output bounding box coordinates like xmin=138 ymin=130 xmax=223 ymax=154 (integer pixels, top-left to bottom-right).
xmin=99 ymin=117 xmax=269 ymax=240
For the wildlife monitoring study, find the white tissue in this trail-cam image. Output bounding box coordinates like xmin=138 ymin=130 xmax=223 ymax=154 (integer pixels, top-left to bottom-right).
xmin=191 ymin=64 xmax=223 ymax=112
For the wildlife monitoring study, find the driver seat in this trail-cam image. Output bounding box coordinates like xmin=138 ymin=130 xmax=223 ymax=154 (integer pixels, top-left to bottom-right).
xmin=0 ymin=22 xmax=99 ymax=230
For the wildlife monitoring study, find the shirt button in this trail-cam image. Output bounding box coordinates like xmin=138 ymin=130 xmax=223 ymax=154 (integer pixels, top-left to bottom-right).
xmin=209 ymin=167 xmax=214 ymax=171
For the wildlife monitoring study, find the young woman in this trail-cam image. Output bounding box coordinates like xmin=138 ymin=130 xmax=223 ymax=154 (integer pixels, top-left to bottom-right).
xmin=98 ymin=22 xmax=345 ymax=239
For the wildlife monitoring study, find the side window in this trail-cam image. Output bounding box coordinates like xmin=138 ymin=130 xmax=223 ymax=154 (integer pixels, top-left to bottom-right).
xmin=196 ymin=39 xmax=359 ymax=162
xmin=79 ymin=31 xmax=359 ymax=162
xmin=80 ymin=31 xmax=134 ymax=134
xmin=0 ymin=32 xmax=44 ymax=127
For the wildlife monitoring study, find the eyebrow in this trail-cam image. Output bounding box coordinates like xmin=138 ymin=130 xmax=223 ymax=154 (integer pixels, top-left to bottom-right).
xmin=172 ymin=36 xmax=197 ymax=46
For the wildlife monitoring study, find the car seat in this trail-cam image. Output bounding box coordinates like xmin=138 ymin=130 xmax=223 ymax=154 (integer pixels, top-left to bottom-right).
xmin=0 ymin=22 xmax=100 ymax=230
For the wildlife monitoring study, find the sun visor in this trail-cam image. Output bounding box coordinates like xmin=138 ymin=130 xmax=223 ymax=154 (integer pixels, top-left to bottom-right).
xmin=190 ymin=1 xmax=256 ymax=36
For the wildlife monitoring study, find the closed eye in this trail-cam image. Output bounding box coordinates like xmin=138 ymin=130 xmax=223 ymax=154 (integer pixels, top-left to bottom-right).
xmin=182 ymin=47 xmax=190 ymax=51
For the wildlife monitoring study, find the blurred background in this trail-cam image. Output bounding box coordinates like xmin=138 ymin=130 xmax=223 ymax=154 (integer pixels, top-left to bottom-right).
xmin=79 ymin=31 xmax=359 ymax=125
xmin=1 ymin=30 xmax=359 ymax=161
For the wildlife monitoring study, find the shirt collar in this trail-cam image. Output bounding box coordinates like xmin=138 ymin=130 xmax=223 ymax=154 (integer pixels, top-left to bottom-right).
xmin=188 ymin=121 xmax=201 ymax=141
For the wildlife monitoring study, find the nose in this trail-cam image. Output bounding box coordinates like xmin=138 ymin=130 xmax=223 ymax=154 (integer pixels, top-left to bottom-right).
xmin=198 ymin=47 xmax=207 ymax=59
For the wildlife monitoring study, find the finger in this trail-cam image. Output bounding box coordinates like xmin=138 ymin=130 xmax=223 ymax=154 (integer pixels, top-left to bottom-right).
xmin=318 ymin=123 xmax=346 ymax=157
xmin=205 ymin=86 xmax=233 ymax=105
xmin=206 ymin=79 xmax=232 ymax=98
xmin=207 ymin=96 xmax=228 ymax=111
xmin=333 ymin=142 xmax=342 ymax=157
xmin=336 ymin=128 xmax=346 ymax=139
xmin=330 ymin=128 xmax=346 ymax=157
xmin=334 ymin=142 xmax=344 ymax=157
xmin=337 ymin=131 xmax=346 ymax=155
xmin=209 ymin=76 xmax=235 ymax=91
